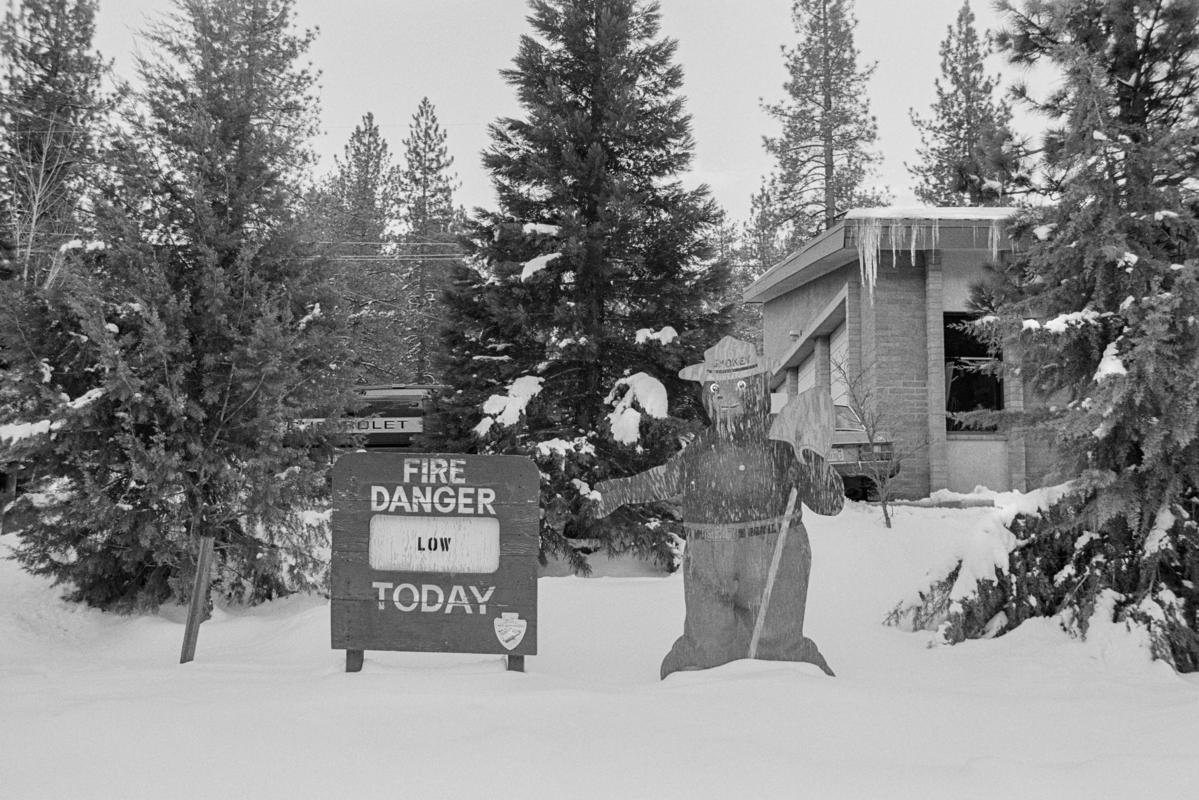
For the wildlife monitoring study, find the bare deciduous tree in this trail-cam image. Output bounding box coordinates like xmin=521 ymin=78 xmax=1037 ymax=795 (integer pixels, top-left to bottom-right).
xmin=832 ymin=358 xmax=927 ymax=528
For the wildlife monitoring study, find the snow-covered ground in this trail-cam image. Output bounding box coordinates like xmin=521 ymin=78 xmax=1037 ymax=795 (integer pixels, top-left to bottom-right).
xmin=3 ymin=499 xmax=1198 ymax=799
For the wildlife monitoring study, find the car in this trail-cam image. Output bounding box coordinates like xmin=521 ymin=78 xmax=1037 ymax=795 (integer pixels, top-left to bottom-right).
xmin=345 ymin=384 xmax=442 ymax=449
xmin=828 ymin=404 xmax=898 ymax=500
xmin=297 ymin=384 xmax=445 ymax=450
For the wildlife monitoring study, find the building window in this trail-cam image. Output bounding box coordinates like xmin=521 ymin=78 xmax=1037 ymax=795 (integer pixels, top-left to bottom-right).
xmin=944 ymin=313 xmax=1002 ymax=431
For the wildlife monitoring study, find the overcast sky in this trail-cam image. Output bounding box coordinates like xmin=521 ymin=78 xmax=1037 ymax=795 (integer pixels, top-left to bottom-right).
xmin=93 ymin=0 xmax=1049 ymax=221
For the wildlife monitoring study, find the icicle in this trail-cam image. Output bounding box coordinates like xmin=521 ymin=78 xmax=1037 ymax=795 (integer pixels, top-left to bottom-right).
xmin=888 ymin=219 xmax=899 ymax=270
xmin=853 ymin=213 xmax=954 ymax=298
xmin=855 ymin=217 xmax=882 ymax=297
xmin=988 ymin=218 xmax=1002 ymax=260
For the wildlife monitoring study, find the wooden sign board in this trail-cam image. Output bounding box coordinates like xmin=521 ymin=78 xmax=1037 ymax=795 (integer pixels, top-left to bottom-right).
xmin=331 ymin=453 xmax=539 ymax=671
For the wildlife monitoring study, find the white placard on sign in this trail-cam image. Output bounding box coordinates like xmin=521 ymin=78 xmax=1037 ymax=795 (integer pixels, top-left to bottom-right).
xmin=368 ymin=515 xmax=500 ymax=573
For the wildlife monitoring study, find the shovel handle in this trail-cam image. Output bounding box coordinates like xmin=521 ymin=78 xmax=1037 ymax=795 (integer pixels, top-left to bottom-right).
xmin=748 ymin=487 xmax=799 ymax=659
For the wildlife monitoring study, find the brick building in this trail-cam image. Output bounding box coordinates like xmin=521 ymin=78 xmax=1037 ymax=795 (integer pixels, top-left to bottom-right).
xmin=744 ymin=208 xmax=1056 ymax=498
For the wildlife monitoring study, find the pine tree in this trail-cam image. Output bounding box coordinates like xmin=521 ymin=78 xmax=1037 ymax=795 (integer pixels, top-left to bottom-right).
xmin=760 ymin=0 xmax=884 ymax=248
xmin=743 ymin=187 xmax=789 ymax=274
xmin=4 ymin=0 xmax=356 ymax=609
xmin=907 ymin=1 xmax=1027 ymax=206
xmin=304 ymin=112 xmax=409 ymax=381
xmin=0 ymin=0 xmax=105 ymax=286
xmin=0 ymin=0 xmax=105 ymax=514
xmin=709 ymin=208 xmax=765 ymax=349
xmin=311 ymin=112 xmax=398 ymax=252
xmin=397 ymin=97 xmax=461 ymax=383
xmin=428 ymin=0 xmax=732 ymax=571
xmin=906 ymin=0 xmax=1199 ymax=670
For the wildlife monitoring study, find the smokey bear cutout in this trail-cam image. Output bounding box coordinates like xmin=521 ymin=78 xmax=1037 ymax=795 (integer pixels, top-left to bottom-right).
xmin=595 ymin=336 xmax=844 ymax=679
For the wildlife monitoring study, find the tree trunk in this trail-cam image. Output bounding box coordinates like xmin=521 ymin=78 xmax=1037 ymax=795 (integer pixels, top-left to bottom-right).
xmin=820 ymin=0 xmax=836 ymax=229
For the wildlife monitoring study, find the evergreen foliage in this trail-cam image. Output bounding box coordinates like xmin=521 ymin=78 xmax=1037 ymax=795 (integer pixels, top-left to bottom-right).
xmin=304 ymin=101 xmax=462 ymax=384
xmin=759 ymin=0 xmax=885 ymax=249
xmin=0 ymin=0 xmax=105 ymax=286
xmin=0 ymin=0 xmax=105 ymax=507
xmin=397 ymin=97 xmax=461 ymax=383
xmin=427 ymin=0 xmax=732 ymax=571
xmin=915 ymin=0 xmax=1199 ymax=670
xmin=743 ymin=188 xmax=790 ymax=273
xmin=2 ymin=0 xmax=356 ymax=610
xmin=303 ymin=112 xmax=410 ymax=381
xmin=308 ymin=112 xmax=398 ymax=250
xmin=711 ymin=208 xmax=767 ymax=349
xmin=907 ymin=1 xmax=1028 ymax=206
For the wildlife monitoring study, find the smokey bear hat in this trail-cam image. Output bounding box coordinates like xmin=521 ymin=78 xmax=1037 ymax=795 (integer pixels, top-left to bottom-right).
xmin=679 ymin=336 xmax=771 ymax=382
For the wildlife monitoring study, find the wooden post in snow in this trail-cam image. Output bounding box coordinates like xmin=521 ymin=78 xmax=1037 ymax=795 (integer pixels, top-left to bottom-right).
xmin=180 ymin=535 xmax=215 ymax=664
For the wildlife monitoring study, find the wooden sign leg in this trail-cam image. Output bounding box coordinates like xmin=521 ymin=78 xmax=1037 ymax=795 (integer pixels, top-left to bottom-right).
xmin=179 ymin=535 xmax=216 ymax=664
xmin=346 ymin=649 xmax=364 ymax=672
xmin=506 ymin=655 xmax=524 ymax=672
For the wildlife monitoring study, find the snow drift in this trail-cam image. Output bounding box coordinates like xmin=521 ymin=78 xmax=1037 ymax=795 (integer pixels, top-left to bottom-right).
xmin=1 ymin=492 xmax=1196 ymax=799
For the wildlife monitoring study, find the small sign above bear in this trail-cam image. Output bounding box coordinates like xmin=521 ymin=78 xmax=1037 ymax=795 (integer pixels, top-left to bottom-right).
xmin=331 ymin=453 xmax=539 ymax=672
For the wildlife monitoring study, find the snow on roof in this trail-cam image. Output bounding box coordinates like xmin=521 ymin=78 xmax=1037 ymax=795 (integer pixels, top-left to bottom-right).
xmin=851 ymin=208 xmax=1015 ymax=296
xmin=745 ymin=206 xmax=1023 ymax=304
xmin=845 ymin=206 xmax=1018 ymax=221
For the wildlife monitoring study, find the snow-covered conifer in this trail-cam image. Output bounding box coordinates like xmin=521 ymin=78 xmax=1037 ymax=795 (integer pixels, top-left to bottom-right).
xmin=427 ymin=0 xmax=732 ymax=571
xmin=912 ymin=0 xmax=1199 ymax=671
xmin=4 ymin=0 xmax=357 ymax=609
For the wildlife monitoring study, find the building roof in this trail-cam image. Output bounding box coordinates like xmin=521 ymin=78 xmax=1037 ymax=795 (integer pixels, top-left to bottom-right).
xmin=844 ymin=206 xmax=1017 ymax=222
xmin=743 ymin=207 xmax=1019 ymax=304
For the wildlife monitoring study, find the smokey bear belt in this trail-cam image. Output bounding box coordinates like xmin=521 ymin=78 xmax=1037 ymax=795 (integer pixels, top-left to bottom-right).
xmin=684 ymin=517 xmax=788 ymax=540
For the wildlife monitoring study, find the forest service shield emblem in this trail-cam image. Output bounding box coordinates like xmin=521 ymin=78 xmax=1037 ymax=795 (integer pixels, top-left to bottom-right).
xmin=493 ymin=612 xmax=527 ymax=650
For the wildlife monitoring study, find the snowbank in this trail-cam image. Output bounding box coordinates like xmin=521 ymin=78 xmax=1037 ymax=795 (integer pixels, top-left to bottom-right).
xmin=1 ymin=495 xmax=1196 ymax=799
xmin=896 ymin=483 xmax=1076 ymax=604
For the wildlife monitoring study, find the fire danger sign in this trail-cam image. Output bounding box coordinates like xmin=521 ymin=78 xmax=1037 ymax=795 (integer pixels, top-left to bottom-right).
xmin=331 ymin=453 xmax=539 ymax=668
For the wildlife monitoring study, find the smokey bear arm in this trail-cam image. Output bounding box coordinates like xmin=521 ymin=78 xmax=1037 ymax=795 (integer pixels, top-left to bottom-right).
xmin=594 ymin=459 xmax=683 ymax=518
xmin=794 ymin=448 xmax=844 ymax=516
